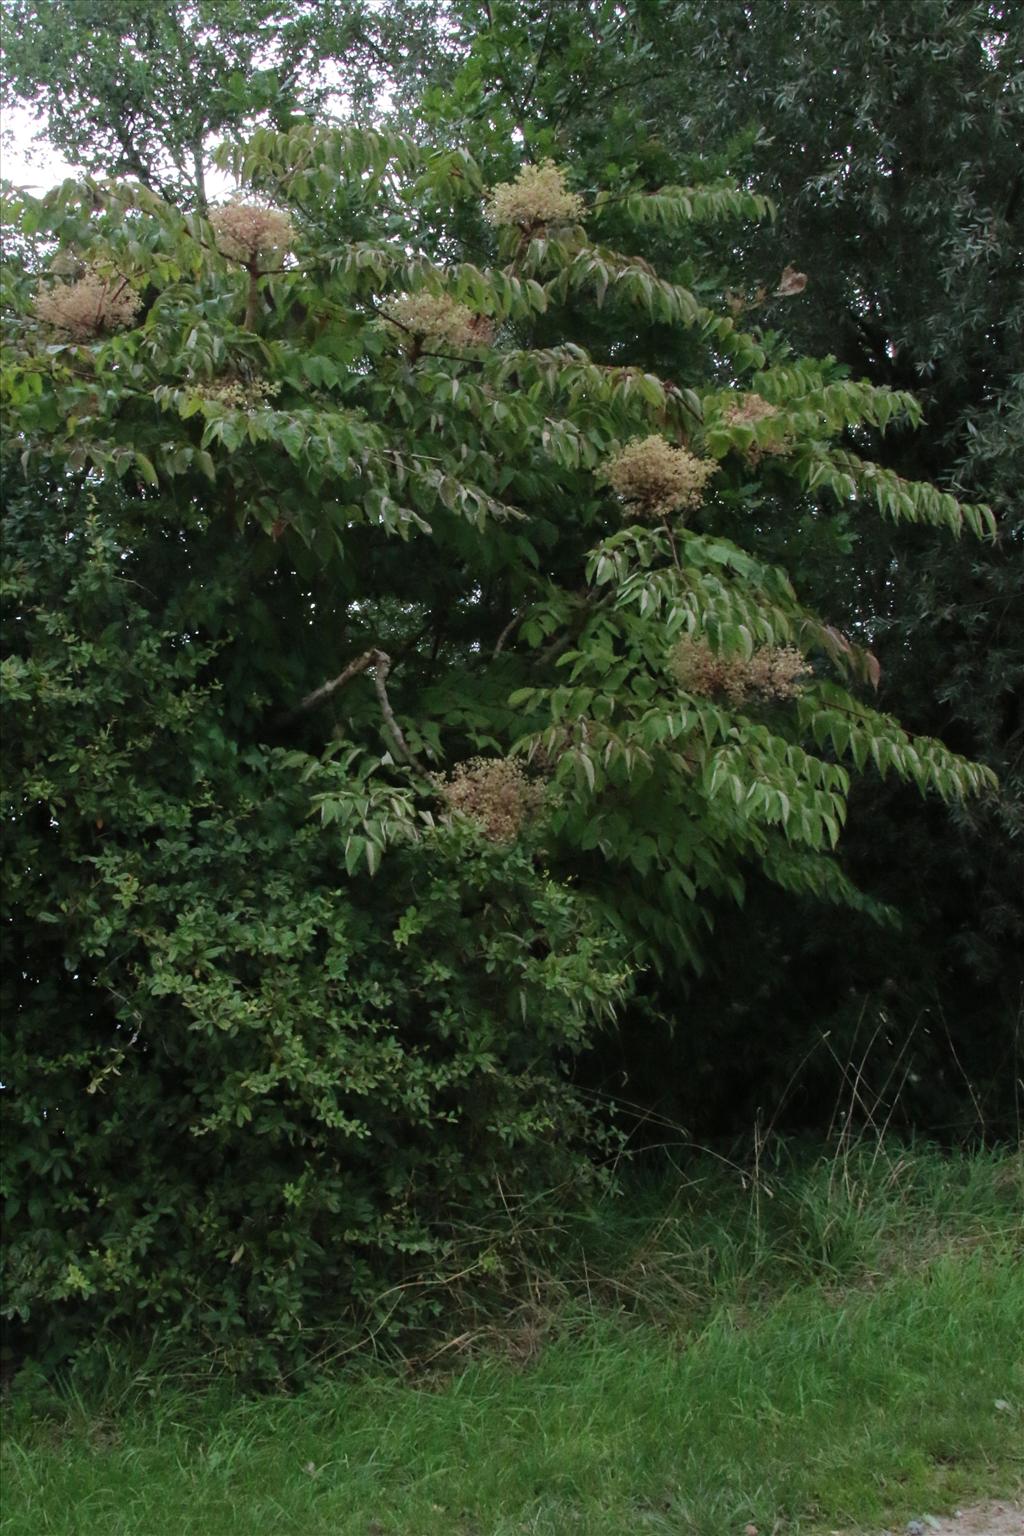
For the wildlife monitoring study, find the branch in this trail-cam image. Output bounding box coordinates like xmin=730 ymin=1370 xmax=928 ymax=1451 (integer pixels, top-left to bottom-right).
xmin=276 ymin=648 xmax=423 ymax=768
xmin=521 ymin=1 xmax=556 ymax=112
xmin=493 ymin=610 xmax=521 ymax=657
xmin=275 ymin=648 xmax=383 ymax=727
xmin=243 ymin=264 xmax=261 ymax=331
xmin=372 ymin=652 xmax=421 ymax=767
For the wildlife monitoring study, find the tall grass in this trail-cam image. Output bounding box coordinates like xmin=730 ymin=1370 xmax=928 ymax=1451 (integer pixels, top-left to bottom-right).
xmin=3 ymin=1141 xmax=1022 ymax=1536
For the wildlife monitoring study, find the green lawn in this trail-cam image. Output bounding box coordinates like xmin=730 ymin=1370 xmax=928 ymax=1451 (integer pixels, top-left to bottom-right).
xmin=4 ymin=1145 xmax=1022 ymax=1535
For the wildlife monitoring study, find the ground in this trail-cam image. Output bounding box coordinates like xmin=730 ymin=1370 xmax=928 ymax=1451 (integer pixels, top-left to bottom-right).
xmin=857 ymin=1505 xmax=1023 ymax=1536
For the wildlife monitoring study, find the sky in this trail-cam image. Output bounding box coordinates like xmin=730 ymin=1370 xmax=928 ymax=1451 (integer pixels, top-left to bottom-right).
xmin=0 ymin=104 xmax=80 ymax=191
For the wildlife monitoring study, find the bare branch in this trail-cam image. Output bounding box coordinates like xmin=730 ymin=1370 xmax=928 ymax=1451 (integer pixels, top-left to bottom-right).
xmin=276 ymin=648 xmax=422 ymax=768
xmin=371 ymin=652 xmax=421 ymax=766
xmin=275 ymin=648 xmax=384 ymax=727
xmin=493 ymin=611 xmax=521 ymax=657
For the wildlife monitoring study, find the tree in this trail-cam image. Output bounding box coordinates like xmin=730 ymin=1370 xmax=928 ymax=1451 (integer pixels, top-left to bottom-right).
xmin=1 ymin=125 xmax=995 ymax=1363
xmin=0 ymin=0 xmax=445 ymax=207
xmin=412 ymin=0 xmax=1024 ymax=1131
xmin=641 ymin=0 xmax=1024 ymax=1132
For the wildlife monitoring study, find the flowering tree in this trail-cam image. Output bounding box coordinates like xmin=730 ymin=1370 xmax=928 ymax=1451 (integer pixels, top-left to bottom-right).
xmin=403 ymin=0 xmax=1023 ymax=1128
xmin=0 ymin=128 xmax=996 ymax=1364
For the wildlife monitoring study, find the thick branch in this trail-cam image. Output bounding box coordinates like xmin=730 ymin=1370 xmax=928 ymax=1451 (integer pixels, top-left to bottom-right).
xmin=191 ymin=140 xmax=207 ymax=214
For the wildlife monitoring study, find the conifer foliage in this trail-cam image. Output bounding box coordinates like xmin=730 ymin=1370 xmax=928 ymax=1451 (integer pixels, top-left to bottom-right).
xmin=0 ymin=128 xmax=997 ymax=1364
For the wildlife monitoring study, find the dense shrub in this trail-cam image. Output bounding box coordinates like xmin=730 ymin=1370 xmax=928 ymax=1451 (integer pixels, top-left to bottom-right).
xmin=1 ymin=500 xmax=628 ymax=1370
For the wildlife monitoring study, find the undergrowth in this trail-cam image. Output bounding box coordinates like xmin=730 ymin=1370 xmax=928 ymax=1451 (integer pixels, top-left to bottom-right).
xmin=3 ymin=1140 xmax=1022 ymax=1535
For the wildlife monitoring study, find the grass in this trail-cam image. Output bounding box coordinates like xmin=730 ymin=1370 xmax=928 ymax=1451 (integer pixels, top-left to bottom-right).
xmin=3 ymin=1142 xmax=1022 ymax=1535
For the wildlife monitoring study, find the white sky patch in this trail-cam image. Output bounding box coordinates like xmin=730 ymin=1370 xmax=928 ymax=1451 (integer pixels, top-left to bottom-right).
xmin=1 ymin=104 xmax=82 ymax=191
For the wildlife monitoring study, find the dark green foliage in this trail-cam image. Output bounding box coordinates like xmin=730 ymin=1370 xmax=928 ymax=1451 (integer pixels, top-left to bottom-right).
xmin=650 ymin=0 xmax=1024 ymax=1131
xmin=2 ymin=495 xmax=626 ymax=1370
xmin=4 ymin=0 xmax=1018 ymax=1152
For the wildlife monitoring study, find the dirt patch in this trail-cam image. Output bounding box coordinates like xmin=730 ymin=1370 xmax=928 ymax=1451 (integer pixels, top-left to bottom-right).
xmin=851 ymin=1504 xmax=1024 ymax=1536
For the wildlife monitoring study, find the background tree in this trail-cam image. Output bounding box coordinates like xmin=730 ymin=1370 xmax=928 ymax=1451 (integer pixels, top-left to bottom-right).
xmin=650 ymin=0 xmax=1024 ymax=1135
xmin=0 ymin=0 xmax=449 ymax=207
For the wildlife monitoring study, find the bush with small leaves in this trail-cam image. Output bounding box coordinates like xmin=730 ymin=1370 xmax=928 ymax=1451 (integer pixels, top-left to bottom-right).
xmin=0 ymin=505 xmax=625 ymax=1374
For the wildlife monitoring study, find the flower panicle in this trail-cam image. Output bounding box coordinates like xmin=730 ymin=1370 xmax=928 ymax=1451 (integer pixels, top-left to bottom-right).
xmin=434 ymin=756 xmax=546 ymax=842
xmin=382 ymin=292 xmax=493 ymax=349
xmin=484 ymin=160 xmax=585 ymax=230
xmin=722 ymin=393 xmax=792 ymax=463
xmin=671 ymin=636 xmax=809 ymax=705
xmin=723 ymin=392 xmax=777 ymax=428
xmin=34 ymin=263 xmax=141 ymax=341
xmin=208 ymin=201 xmax=292 ymax=265
xmin=196 ymin=376 xmax=280 ymax=411
xmin=604 ymin=435 xmax=717 ymax=521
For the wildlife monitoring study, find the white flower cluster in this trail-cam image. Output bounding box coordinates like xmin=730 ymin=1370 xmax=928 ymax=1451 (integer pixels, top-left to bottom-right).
xmin=604 ymin=435 xmax=718 ymax=520
xmin=671 ymin=636 xmax=810 ymax=705
xmin=722 ymin=393 xmax=791 ymax=463
xmin=197 ymin=377 xmax=280 ymax=411
xmin=208 ymin=201 xmax=292 ymax=265
xmin=34 ymin=265 xmax=141 ymax=341
xmin=434 ymin=757 xmax=545 ymax=842
xmin=382 ymin=292 xmax=492 ymax=349
xmin=484 ymin=160 xmax=585 ymax=229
